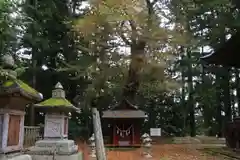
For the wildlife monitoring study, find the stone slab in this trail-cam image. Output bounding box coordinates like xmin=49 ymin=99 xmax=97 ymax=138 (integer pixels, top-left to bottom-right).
xmin=35 ymin=139 xmax=74 ymax=147
xmin=31 ymin=152 xmax=82 ymax=160
xmin=28 ymin=139 xmax=78 ymax=154
xmin=6 ymin=154 xmax=32 ymax=160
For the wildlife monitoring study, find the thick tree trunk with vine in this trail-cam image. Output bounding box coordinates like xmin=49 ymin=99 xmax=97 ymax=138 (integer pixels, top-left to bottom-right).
xmin=122 ymin=41 xmax=146 ymax=102
xmin=121 ymin=0 xmax=154 ymax=102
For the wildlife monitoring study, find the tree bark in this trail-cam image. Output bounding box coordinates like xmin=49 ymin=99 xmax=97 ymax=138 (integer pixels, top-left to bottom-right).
xmin=187 ymin=50 xmax=195 ymax=137
xmin=29 ymin=0 xmax=38 ymax=126
xmin=223 ymin=68 xmax=232 ymax=122
xmin=122 ymin=41 xmax=146 ymax=102
xmin=215 ymin=73 xmax=223 ymax=137
xmin=181 ymin=57 xmax=187 ymax=135
xmin=30 ymin=59 xmax=37 ymax=126
xmin=235 ymin=68 xmax=240 ymax=115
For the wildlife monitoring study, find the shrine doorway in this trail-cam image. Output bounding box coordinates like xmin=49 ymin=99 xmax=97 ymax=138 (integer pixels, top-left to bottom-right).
xmin=115 ymin=123 xmax=133 ymax=146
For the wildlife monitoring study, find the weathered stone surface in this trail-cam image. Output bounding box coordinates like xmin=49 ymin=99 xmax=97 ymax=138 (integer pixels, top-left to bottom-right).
xmin=31 ymin=152 xmax=82 ymax=160
xmin=7 ymin=154 xmax=32 ymax=160
xmin=0 ymin=154 xmax=7 ymax=160
xmin=28 ymin=139 xmax=78 ymax=155
xmin=35 ymin=139 xmax=74 ymax=148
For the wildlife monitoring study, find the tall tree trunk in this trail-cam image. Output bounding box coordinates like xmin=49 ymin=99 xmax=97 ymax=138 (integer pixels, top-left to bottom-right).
xmin=181 ymin=55 xmax=186 ymax=135
xmin=201 ymin=64 xmax=211 ymax=135
xmin=29 ymin=0 xmax=38 ymax=126
xmin=50 ymin=56 xmax=57 ymax=86
xmin=187 ymin=50 xmax=195 ymax=137
xmin=181 ymin=81 xmax=186 ymax=134
xmin=148 ymin=99 xmax=156 ymax=128
xmin=122 ymin=0 xmax=154 ymax=102
xmin=122 ymin=41 xmax=146 ymax=102
xmin=215 ymin=72 xmax=223 ymax=137
xmin=223 ymin=67 xmax=232 ymax=122
xmin=30 ymin=58 xmax=37 ymax=126
xmin=235 ymin=68 xmax=240 ymax=115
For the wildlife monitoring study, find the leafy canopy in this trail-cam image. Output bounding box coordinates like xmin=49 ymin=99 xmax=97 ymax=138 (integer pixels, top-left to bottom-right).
xmin=74 ymin=1 xmax=185 ymax=84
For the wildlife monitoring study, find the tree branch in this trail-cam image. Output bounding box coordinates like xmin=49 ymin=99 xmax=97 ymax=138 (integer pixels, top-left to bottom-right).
xmin=119 ymin=21 xmax=131 ymax=46
xmin=128 ymin=20 xmax=137 ymax=45
xmin=145 ymin=0 xmax=155 ymax=25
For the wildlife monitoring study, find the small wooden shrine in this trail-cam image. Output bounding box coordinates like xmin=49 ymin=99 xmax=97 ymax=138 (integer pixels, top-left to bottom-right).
xmin=34 ymin=82 xmax=79 ymax=139
xmin=0 ymin=55 xmax=42 ymax=153
xmin=102 ymin=99 xmax=146 ymax=147
xmin=202 ymin=31 xmax=240 ymax=149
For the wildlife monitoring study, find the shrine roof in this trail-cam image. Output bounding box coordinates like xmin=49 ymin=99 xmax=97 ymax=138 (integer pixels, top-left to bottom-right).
xmin=102 ymin=110 xmax=146 ymax=118
xmin=110 ymin=99 xmax=139 ymax=110
xmin=0 ymin=79 xmax=42 ymax=101
xmin=102 ymin=99 xmax=146 ymax=118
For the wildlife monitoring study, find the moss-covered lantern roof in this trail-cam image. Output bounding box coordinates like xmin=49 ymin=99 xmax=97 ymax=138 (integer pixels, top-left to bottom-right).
xmin=0 ymin=54 xmax=42 ymax=101
xmin=0 ymin=79 xmax=43 ymax=101
xmin=34 ymin=82 xmax=79 ymax=112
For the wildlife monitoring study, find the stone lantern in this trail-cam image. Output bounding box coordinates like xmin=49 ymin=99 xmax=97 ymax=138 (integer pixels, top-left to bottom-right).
xmin=0 ymin=55 xmax=42 ymax=153
xmin=89 ymin=133 xmax=96 ymax=158
xmin=28 ymin=82 xmax=82 ymax=160
xmin=141 ymin=133 xmax=152 ymax=158
xmin=34 ymin=82 xmax=79 ymax=139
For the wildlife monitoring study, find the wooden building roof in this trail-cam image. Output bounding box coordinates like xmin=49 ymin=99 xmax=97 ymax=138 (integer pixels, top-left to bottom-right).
xmin=102 ymin=99 xmax=147 ymax=119
xmin=102 ymin=110 xmax=146 ymax=118
xmin=0 ymin=79 xmax=42 ymax=101
xmin=201 ymin=31 xmax=240 ymax=67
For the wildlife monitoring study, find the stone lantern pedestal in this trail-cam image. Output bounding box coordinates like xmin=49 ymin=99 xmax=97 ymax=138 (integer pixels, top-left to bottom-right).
xmin=141 ymin=133 xmax=153 ymax=159
xmin=27 ymin=82 xmax=82 ymax=160
xmin=43 ymin=113 xmax=68 ymax=139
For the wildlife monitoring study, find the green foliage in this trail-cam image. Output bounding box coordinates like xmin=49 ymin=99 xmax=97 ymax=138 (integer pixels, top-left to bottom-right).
xmin=0 ymin=0 xmax=22 ymax=55
xmin=69 ymin=0 xmax=188 ymax=107
xmin=68 ymin=119 xmax=89 ymax=140
xmin=1 ymin=0 xmax=239 ymax=138
xmin=0 ymin=68 xmax=14 ymax=80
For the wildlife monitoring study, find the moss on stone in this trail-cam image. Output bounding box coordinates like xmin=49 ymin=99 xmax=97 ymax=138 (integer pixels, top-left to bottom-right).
xmin=36 ymin=97 xmax=73 ymax=107
xmin=3 ymin=80 xmax=14 ymax=87
xmin=2 ymin=79 xmax=40 ymax=97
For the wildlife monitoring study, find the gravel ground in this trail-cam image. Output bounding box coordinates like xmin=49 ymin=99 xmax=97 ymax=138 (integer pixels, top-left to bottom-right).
xmin=78 ymin=143 xmax=231 ymax=160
